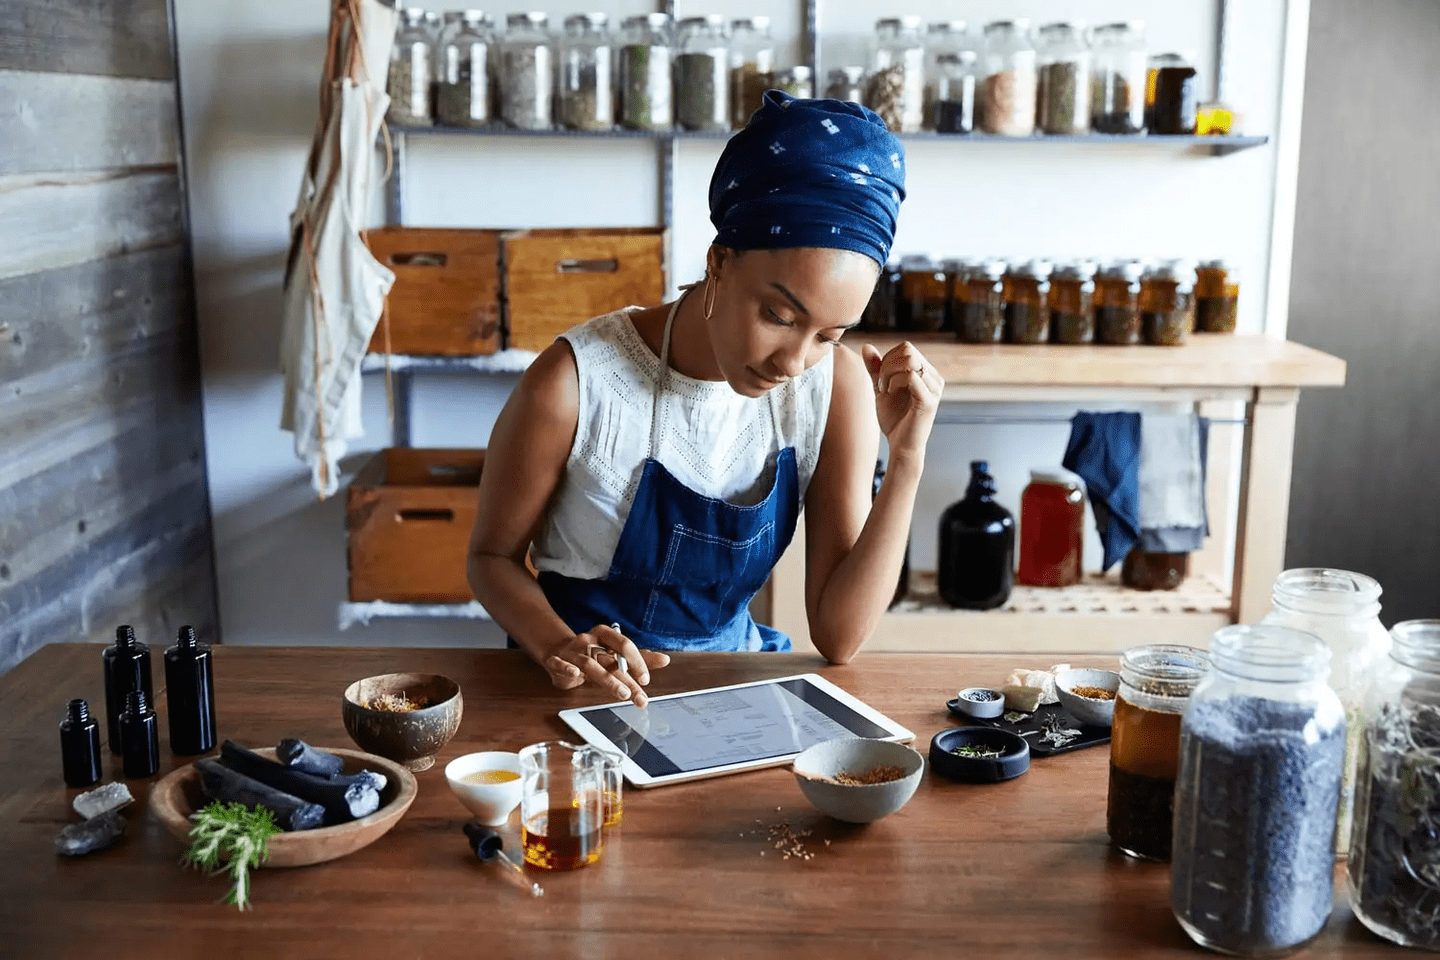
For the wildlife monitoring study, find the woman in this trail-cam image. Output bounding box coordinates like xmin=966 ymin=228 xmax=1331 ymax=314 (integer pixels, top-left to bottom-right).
xmin=468 ymin=92 xmax=942 ymax=706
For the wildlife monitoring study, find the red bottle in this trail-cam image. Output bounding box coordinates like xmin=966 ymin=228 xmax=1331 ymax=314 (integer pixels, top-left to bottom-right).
xmin=1017 ymin=470 xmax=1085 ymax=587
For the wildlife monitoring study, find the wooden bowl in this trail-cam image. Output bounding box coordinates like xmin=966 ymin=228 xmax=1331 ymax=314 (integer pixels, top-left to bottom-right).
xmin=342 ymin=673 xmax=463 ymax=771
xmin=148 ymin=747 xmax=417 ymax=868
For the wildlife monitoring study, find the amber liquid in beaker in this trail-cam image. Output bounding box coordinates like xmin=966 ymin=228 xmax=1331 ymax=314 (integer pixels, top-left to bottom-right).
xmin=522 ymin=806 xmax=603 ymax=871
xmin=602 ymin=790 xmax=623 ymax=828
xmin=1107 ymin=694 xmax=1184 ymax=861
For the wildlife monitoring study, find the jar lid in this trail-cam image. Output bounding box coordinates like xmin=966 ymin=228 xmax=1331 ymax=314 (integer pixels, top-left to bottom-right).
xmin=984 ymin=18 xmax=1030 ymax=33
xmin=563 ymin=12 xmax=606 ymax=29
xmin=1105 ymin=259 xmax=1145 ymax=282
xmin=1198 ymin=258 xmax=1236 ymax=272
xmin=623 ymin=12 xmax=672 ymax=29
xmin=898 ymin=254 xmax=934 ymax=270
xmin=442 ymin=11 xmax=466 ymax=24
xmin=401 ymin=7 xmax=427 ymax=24
xmin=731 ymin=16 xmax=770 ymax=32
xmin=1054 ymin=260 xmax=1098 ymax=280
xmin=679 ymin=14 xmax=727 ymax=30
xmin=507 ymin=11 xmax=547 ymax=28
xmin=827 ymin=66 xmax=865 ymax=83
xmin=1038 ymin=20 xmax=1086 ymax=33
xmin=1030 ymin=468 xmax=1080 ymax=487
xmin=1149 ymin=51 xmax=1193 ymax=66
xmin=1094 ymin=19 xmax=1145 ymax=35
xmin=940 ymin=257 xmax=973 ymax=271
xmin=926 ymin=20 xmax=967 ymax=35
xmin=780 ymin=65 xmax=812 ymax=81
xmin=877 ymin=15 xmax=923 ymax=30
xmin=1010 ymin=259 xmax=1053 ymax=279
xmin=981 ymin=258 xmax=1008 ymax=280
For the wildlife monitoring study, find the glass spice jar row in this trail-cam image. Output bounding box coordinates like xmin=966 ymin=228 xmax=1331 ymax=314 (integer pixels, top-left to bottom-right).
xmin=861 ymin=257 xmax=1241 ymax=346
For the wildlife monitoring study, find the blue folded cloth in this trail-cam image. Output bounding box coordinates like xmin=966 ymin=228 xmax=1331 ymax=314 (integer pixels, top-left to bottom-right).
xmin=1062 ymin=412 xmax=1142 ymax=572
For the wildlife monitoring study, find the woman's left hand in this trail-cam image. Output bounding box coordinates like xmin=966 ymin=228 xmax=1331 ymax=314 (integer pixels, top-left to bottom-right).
xmin=861 ymin=342 xmax=943 ymax=461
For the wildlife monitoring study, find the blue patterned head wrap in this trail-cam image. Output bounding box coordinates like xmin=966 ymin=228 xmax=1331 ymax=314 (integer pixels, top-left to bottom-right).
xmin=709 ymin=91 xmax=906 ymax=267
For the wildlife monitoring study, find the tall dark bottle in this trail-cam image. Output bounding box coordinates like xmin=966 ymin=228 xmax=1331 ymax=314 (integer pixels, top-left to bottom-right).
xmin=59 ymin=698 xmax=102 ymax=788
xmin=164 ymin=625 xmax=216 ymax=755
xmin=938 ymin=461 xmax=1016 ymax=610
xmin=102 ymin=625 xmax=152 ymax=755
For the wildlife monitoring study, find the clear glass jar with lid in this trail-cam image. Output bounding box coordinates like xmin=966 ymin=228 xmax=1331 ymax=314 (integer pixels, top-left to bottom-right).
xmin=1140 ymin=260 xmax=1195 ymax=346
xmin=1147 ymin=51 xmax=1199 ymax=134
xmin=387 ymin=7 xmax=435 ymax=127
xmin=675 ymin=15 xmax=729 ymax=132
xmin=1035 ymin=21 xmax=1091 ymax=135
xmin=435 ymin=10 xmax=493 ymax=128
xmin=772 ymin=66 xmax=812 ymax=99
xmin=1260 ymin=568 xmax=1390 ymax=856
xmin=1090 ymin=21 xmax=1146 ymax=134
xmin=980 ymin=20 xmax=1037 ymax=136
xmin=1049 ymin=260 xmax=1097 ymax=343
xmin=558 ymin=13 xmax=613 ymax=132
xmin=1093 ymin=259 xmax=1144 ymax=345
xmin=955 ymin=259 xmax=1006 ymax=343
xmin=823 ymin=66 xmax=865 ymax=104
xmin=932 ymin=52 xmax=980 ymax=133
xmin=497 ymin=12 xmax=553 ymax=130
xmin=619 ymin=13 xmax=673 ymax=131
xmin=1016 ymin=468 xmax=1084 ymax=585
xmin=729 ymin=17 xmax=774 ymax=127
xmin=1172 ymin=625 xmax=1347 ymax=958
xmin=897 ymin=255 xmax=948 ymax=332
xmin=922 ymin=21 xmax=968 ymax=131
xmin=865 ymin=16 xmax=925 ymax=133
xmin=1004 ymin=259 xmax=1052 ymax=344
xmin=1195 ymin=259 xmax=1240 ymax=333
xmin=1349 ymin=620 xmax=1440 ymax=950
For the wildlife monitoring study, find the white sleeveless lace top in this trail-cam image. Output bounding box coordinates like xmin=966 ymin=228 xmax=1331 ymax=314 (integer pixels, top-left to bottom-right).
xmin=530 ymin=308 xmax=834 ymax=580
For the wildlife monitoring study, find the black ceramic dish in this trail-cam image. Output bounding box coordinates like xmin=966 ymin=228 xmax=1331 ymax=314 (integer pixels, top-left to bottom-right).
xmin=929 ymin=727 xmax=1031 ymax=783
xmin=945 ymin=698 xmax=1112 ymax=757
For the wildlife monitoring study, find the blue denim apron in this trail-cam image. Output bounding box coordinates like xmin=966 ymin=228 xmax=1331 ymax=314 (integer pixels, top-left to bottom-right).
xmin=537 ymin=295 xmax=798 ymax=652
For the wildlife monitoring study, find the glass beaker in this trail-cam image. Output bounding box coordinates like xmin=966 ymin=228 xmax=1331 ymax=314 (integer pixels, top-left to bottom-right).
xmin=598 ymin=749 xmax=624 ymax=828
xmin=518 ymin=741 xmax=606 ymax=871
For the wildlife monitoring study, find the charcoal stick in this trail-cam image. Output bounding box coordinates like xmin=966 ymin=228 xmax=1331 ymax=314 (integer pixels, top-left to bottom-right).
xmin=194 ymin=758 xmax=325 ymax=832
xmin=218 ymin=741 xmax=378 ymax=824
xmin=276 ymin=738 xmax=345 ymax=777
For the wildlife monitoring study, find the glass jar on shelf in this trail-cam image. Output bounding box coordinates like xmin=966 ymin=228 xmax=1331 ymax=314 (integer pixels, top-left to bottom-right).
xmin=1194 ymin=260 xmax=1240 ymax=333
xmin=933 ymin=52 xmax=980 ymax=134
xmin=897 ymin=255 xmax=947 ymax=333
xmin=435 ymin=10 xmax=493 ymax=128
xmin=922 ymin=20 xmax=969 ymax=132
xmin=938 ymin=460 xmax=1015 ymax=611
xmin=558 ymin=13 xmax=613 ymax=132
xmin=955 ymin=259 xmax=1006 ymax=343
xmin=1004 ymin=259 xmax=1052 ymax=344
xmin=1121 ymin=549 xmax=1189 ymax=591
xmin=675 ymin=15 xmax=730 ymax=132
xmin=859 ymin=260 xmax=902 ymax=332
xmin=1016 ymin=469 xmax=1084 ymax=587
xmin=619 ymin=13 xmax=673 ymax=131
xmin=823 ymin=66 xmax=866 ymax=104
xmin=497 ymin=12 xmax=553 ymax=130
xmin=865 ymin=16 xmax=925 ymax=133
xmin=1172 ymin=625 xmax=1346 ymax=958
xmin=729 ymin=17 xmax=774 ymax=127
xmin=1049 ymin=260 xmax=1096 ymax=343
xmin=1140 ymin=260 xmax=1195 ymax=346
xmin=387 ymin=7 xmax=435 ymax=127
xmin=1093 ymin=259 xmax=1144 ymax=345
xmin=772 ymin=66 xmax=812 ymax=99
xmin=1089 ymin=21 xmax=1146 ymax=134
xmin=980 ymin=19 xmax=1037 ymax=136
xmin=1148 ymin=51 xmax=1199 ymax=134
xmin=1035 ymin=21 xmax=1091 ymax=135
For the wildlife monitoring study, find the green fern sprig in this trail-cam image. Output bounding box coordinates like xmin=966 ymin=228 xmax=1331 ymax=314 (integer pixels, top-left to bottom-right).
xmin=180 ymin=801 xmax=281 ymax=910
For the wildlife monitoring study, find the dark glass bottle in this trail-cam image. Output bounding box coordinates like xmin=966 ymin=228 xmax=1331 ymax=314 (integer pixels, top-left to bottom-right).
xmin=102 ymin=625 xmax=152 ymax=756
xmin=120 ymin=690 xmax=160 ymax=779
xmin=59 ymin=698 xmax=102 ymax=788
xmin=873 ymin=459 xmax=909 ymax=608
xmin=938 ymin=461 xmax=1016 ymax=610
xmin=164 ymin=625 xmax=216 ymax=755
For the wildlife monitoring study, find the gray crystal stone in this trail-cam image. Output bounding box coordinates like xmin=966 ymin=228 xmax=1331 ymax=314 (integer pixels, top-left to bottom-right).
xmin=55 ymin=810 xmax=126 ymax=856
xmin=72 ymin=781 xmax=134 ymax=820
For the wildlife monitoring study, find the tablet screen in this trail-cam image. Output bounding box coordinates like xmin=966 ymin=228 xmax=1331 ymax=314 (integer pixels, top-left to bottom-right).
xmin=576 ymin=677 xmax=894 ymax=778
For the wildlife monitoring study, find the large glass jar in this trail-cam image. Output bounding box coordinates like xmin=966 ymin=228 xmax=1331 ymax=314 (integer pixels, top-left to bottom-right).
xmin=1035 ymin=21 xmax=1090 ymax=135
xmin=1109 ymin=643 xmax=1209 ymax=861
xmin=435 ymin=10 xmax=493 ymax=128
xmin=558 ymin=13 xmax=612 ymax=132
xmin=938 ymin=461 xmax=1015 ymax=611
xmin=859 ymin=260 xmax=902 ymax=332
xmin=824 ymin=66 xmax=865 ymax=104
xmin=729 ymin=17 xmax=773 ymax=127
xmin=1093 ymin=259 xmax=1143 ymax=345
xmin=772 ymin=66 xmax=812 ymax=99
xmin=1016 ymin=469 xmax=1083 ymax=587
xmin=955 ymin=259 xmax=1005 ymax=343
xmin=1049 ymin=260 xmax=1096 ymax=343
xmin=897 ymin=255 xmax=947 ymax=333
xmin=1090 ymin=21 xmax=1146 ymax=134
xmin=980 ymin=20 xmax=1037 ymax=136
xmin=1260 ymin=568 xmax=1390 ymax=857
xmin=675 ymin=16 xmax=729 ymax=132
xmin=498 ymin=12 xmax=553 ymax=130
xmin=1004 ymin=259 xmax=1052 ymax=344
xmin=932 ymin=52 xmax=979 ymax=134
xmin=1172 ymin=625 xmax=1347 ymax=958
xmin=865 ymin=17 xmax=925 ymax=133
xmin=922 ymin=20 xmax=969 ymax=132
xmin=1195 ymin=260 xmax=1240 ymax=333
xmin=1349 ymin=620 xmax=1440 ymax=950
xmin=387 ymin=7 xmax=435 ymax=127
xmin=619 ymin=13 xmax=673 ymax=131
xmin=1148 ymin=51 xmax=1198 ymax=134
xmin=1140 ymin=260 xmax=1195 ymax=346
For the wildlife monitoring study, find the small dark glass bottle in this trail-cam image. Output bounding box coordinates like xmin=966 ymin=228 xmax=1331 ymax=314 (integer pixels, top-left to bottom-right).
xmin=119 ymin=689 xmax=160 ymax=779
xmin=164 ymin=625 xmax=216 ymax=755
xmin=59 ymin=698 xmax=102 ymax=788
xmin=937 ymin=461 xmax=1016 ymax=610
xmin=102 ymin=625 xmax=152 ymax=756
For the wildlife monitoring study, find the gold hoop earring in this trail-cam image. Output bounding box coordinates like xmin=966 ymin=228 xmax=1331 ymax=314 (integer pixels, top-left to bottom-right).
xmin=702 ymin=274 xmax=717 ymax=320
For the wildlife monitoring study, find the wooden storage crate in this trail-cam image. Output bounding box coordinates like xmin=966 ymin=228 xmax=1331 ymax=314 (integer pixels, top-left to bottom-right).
xmin=364 ymin=227 xmax=501 ymax=356
xmin=346 ymin=448 xmax=485 ymax=603
xmin=503 ymin=227 xmax=666 ymax=352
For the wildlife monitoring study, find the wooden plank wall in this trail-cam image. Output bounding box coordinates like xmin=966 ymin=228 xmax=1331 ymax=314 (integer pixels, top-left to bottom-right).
xmin=0 ymin=0 xmax=217 ymax=673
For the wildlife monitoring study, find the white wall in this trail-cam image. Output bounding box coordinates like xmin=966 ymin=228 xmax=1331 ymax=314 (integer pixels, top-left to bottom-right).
xmin=173 ymin=0 xmax=1304 ymax=646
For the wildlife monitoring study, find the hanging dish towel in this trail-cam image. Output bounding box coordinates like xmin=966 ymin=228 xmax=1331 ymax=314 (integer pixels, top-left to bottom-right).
xmin=1138 ymin=414 xmax=1209 ymax=553
xmin=1062 ymin=411 xmax=1142 ymax=572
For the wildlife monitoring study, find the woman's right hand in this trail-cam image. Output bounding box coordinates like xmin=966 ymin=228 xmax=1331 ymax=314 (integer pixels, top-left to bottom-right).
xmin=541 ymin=624 xmax=671 ymax=707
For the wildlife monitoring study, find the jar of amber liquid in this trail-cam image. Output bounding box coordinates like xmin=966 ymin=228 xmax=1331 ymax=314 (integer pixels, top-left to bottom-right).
xmin=859 ymin=260 xmax=903 ymax=332
xmin=1004 ymin=260 xmax=1052 ymax=344
xmin=955 ymin=259 xmax=1006 ymax=343
xmin=1121 ymin=548 xmax=1188 ymax=591
xmin=1016 ymin=470 xmax=1084 ymax=587
xmin=1194 ymin=259 xmax=1239 ymax=333
xmin=1140 ymin=261 xmax=1195 ymax=346
xmin=1049 ymin=261 xmax=1096 ymax=344
xmin=1108 ymin=643 xmax=1208 ymax=861
xmin=898 ymin=255 xmax=948 ymax=332
xmin=1093 ymin=260 xmax=1143 ymax=345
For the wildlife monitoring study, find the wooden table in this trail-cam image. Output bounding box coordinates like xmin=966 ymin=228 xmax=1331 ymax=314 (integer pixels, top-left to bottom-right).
xmin=0 ymin=645 xmax=1397 ymax=959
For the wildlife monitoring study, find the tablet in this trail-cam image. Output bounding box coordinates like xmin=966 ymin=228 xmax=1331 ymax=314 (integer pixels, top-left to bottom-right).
xmin=558 ymin=673 xmax=915 ymax=789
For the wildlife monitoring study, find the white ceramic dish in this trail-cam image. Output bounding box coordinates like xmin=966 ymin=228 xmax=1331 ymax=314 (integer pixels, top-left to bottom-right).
xmin=444 ymin=751 xmax=523 ymax=826
xmin=791 ymin=737 xmax=924 ymax=824
xmin=1054 ymin=668 xmax=1122 ymax=727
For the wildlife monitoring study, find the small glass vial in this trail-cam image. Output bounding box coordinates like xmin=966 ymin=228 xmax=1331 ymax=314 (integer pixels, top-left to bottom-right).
xmin=1048 ymin=260 xmax=1097 ymax=343
xmin=164 ymin=625 xmax=216 ymax=757
xmin=937 ymin=461 xmax=1016 ymax=610
xmin=60 ymin=698 xmax=101 ymax=789
xmin=823 ymin=66 xmax=866 ymax=104
xmin=1093 ymin=260 xmax=1144 ymax=345
xmin=558 ymin=13 xmax=613 ymax=132
xmin=1016 ymin=469 xmax=1084 ymax=587
xmin=1003 ymin=259 xmax=1052 ymax=344
xmin=866 ymin=16 xmax=925 ymax=133
xmin=955 ymin=259 xmax=1006 ymax=343
xmin=102 ymin=624 xmax=152 ymax=756
xmin=619 ymin=13 xmax=674 ymax=131
xmin=1035 ymin=21 xmax=1091 ymax=135
xmin=922 ymin=20 xmax=969 ymax=131
xmin=435 ymin=10 xmax=493 ymax=128
xmin=1148 ymin=51 xmax=1199 ymax=134
xmin=1140 ymin=260 xmax=1195 ymax=346
xmin=932 ymin=52 xmax=980 ymax=134
xmin=387 ymin=7 xmax=435 ymax=126
xmin=897 ymin=255 xmax=948 ymax=332
xmin=1172 ymin=625 xmax=1346 ymax=957
xmin=675 ymin=15 xmax=730 ymax=132
xmin=772 ymin=66 xmax=812 ymax=99
xmin=1090 ymin=21 xmax=1146 ymax=134
xmin=980 ymin=20 xmax=1037 ymax=136
xmin=120 ymin=689 xmax=160 ymax=779
xmin=1109 ymin=644 xmax=1209 ymax=861
xmin=729 ymin=16 xmax=774 ymax=127
xmin=1194 ymin=260 xmax=1240 ymax=333
xmin=498 ymin=12 xmax=553 ymax=130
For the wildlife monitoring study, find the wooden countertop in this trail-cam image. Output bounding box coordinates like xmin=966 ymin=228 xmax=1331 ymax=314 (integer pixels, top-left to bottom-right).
xmin=0 ymin=645 xmax=1393 ymax=959
xmin=848 ymin=332 xmax=1348 ymax=389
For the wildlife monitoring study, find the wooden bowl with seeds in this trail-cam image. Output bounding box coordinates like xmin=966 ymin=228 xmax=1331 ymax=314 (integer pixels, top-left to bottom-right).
xmin=342 ymin=673 xmax=462 ymax=771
